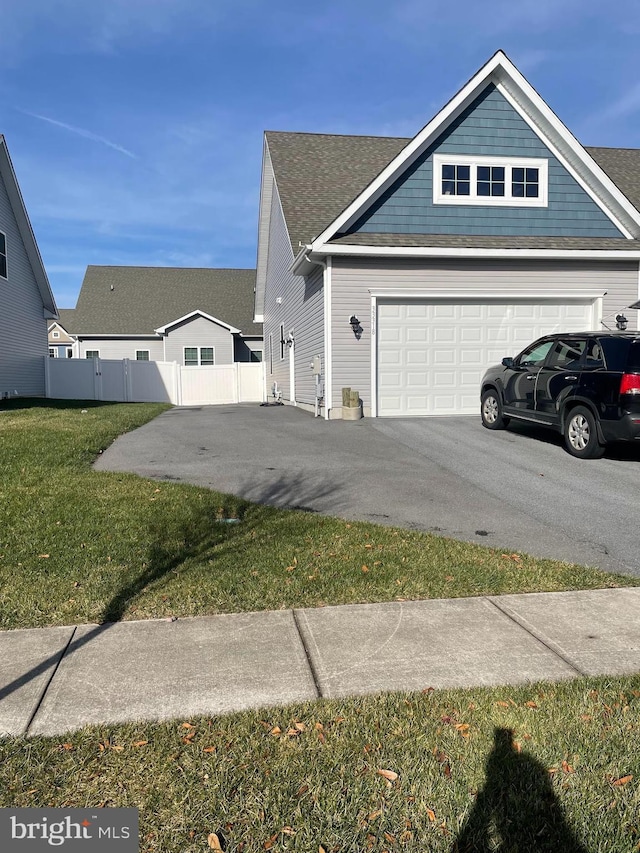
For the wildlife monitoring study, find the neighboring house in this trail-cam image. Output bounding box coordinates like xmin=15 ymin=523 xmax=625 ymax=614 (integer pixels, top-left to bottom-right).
xmin=255 ymin=50 xmax=640 ymax=418
xmin=0 ymin=135 xmax=57 ymax=398
xmin=48 ymin=309 xmax=76 ymax=358
xmin=68 ymin=266 xmax=262 ymax=365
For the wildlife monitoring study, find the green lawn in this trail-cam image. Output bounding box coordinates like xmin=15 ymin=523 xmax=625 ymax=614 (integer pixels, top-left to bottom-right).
xmin=2 ymin=400 xmax=639 ymax=851
xmin=0 ymin=399 xmax=636 ymax=630
xmin=2 ymin=675 xmax=639 ymax=852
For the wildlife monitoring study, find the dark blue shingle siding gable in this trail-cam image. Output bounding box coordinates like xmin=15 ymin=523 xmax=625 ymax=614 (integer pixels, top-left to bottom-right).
xmin=348 ymin=85 xmax=624 ymax=240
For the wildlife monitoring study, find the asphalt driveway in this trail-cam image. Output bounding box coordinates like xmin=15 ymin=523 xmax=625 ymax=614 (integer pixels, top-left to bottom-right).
xmin=94 ymin=403 xmax=640 ymax=578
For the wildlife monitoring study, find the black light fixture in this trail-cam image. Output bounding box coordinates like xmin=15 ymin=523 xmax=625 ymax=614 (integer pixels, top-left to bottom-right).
xmin=349 ymin=315 xmax=363 ymax=340
xmin=616 ymin=314 xmax=628 ymax=331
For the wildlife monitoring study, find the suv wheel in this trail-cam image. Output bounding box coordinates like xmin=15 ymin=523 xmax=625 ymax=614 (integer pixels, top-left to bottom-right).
xmin=564 ymin=406 xmax=605 ymax=459
xmin=481 ymin=389 xmax=510 ymax=430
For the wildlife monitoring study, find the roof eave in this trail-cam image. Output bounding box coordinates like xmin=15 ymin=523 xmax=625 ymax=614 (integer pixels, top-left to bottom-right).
xmin=312 ymin=242 xmax=640 ymax=261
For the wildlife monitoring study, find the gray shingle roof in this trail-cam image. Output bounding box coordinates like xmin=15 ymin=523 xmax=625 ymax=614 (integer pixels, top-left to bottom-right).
xmin=265 ymin=132 xmax=640 ymax=254
xmin=55 ymin=308 xmax=76 ymax=332
xmin=330 ymin=233 xmax=640 ymax=250
xmin=72 ymin=267 xmax=260 ymax=336
xmin=265 ymin=131 xmax=406 ymax=253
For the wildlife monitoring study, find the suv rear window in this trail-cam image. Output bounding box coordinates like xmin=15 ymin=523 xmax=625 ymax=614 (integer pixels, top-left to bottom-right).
xmin=599 ymin=337 xmax=632 ymax=371
xmin=626 ymin=341 xmax=640 ymax=371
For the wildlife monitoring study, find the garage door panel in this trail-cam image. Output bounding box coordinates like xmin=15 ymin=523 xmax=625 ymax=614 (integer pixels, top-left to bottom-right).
xmin=377 ymin=298 xmax=595 ymax=416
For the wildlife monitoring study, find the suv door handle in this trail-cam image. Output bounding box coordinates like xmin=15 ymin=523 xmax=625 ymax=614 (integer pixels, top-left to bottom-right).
xmin=526 ymin=375 xmax=536 ymax=380
xmin=564 ymin=375 xmax=577 ymax=380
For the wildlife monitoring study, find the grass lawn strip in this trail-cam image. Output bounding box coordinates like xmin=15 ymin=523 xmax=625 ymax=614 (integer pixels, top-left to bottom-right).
xmin=1 ymin=675 xmax=639 ymax=852
xmin=0 ymin=399 xmax=637 ymax=631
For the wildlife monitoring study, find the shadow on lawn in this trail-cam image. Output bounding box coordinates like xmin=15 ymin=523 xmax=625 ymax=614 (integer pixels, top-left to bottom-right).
xmin=0 ymin=500 xmax=257 ymax=718
xmin=452 ymin=728 xmax=588 ymax=853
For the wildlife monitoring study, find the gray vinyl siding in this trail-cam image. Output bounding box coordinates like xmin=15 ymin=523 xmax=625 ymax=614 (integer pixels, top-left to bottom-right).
xmin=330 ymin=257 xmax=639 ymax=413
xmin=263 ymin=183 xmax=325 ymax=404
xmin=77 ymin=339 xmax=164 ymax=360
xmin=0 ymin=170 xmax=47 ymax=397
xmin=164 ymin=316 xmax=233 ymax=365
xmin=350 ymin=85 xmax=623 ymax=239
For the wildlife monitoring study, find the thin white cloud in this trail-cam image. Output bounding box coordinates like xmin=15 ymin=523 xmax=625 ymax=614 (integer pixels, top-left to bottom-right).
xmin=19 ymin=110 xmax=137 ymax=159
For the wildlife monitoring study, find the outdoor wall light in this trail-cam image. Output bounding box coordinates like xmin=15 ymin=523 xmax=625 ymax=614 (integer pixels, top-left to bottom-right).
xmin=616 ymin=314 xmax=629 ymax=331
xmin=280 ymin=330 xmax=295 ymax=348
xmin=349 ymin=315 xmax=363 ymax=340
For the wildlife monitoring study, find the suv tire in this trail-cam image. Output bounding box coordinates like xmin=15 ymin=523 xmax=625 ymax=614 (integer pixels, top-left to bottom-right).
xmin=564 ymin=406 xmax=605 ymax=459
xmin=481 ymin=389 xmax=510 ymax=430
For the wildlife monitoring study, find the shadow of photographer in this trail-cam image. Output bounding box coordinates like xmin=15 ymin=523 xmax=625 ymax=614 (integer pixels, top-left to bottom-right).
xmin=452 ymin=728 xmax=588 ymax=853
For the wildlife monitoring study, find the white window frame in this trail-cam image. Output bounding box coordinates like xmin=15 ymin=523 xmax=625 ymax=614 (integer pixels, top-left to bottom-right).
xmin=135 ymin=349 xmax=150 ymax=361
xmin=433 ymin=154 xmax=548 ymax=207
xmin=279 ymin=323 xmax=285 ymax=360
xmin=52 ymin=330 xmax=60 ymax=339
xmin=49 ymin=347 xmax=57 ymax=358
xmin=85 ymin=350 xmax=100 ymax=359
xmin=183 ymin=346 xmax=215 ymax=366
xmin=0 ymin=230 xmax=6 ymax=280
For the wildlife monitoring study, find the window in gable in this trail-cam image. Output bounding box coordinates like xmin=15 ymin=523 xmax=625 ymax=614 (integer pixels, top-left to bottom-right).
xmin=434 ymin=155 xmax=547 ymax=207
xmin=0 ymin=232 xmax=6 ymax=279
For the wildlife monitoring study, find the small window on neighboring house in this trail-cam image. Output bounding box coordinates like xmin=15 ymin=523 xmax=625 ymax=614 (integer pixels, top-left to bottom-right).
xmin=85 ymin=350 xmax=99 ymax=359
xmin=184 ymin=346 xmax=215 ymax=366
xmin=251 ymin=350 xmax=263 ymax=363
xmin=52 ymin=331 xmax=60 ymax=339
xmin=279 ymin=324 xmax=285 ymax=360
xmin=49 ymin=348 xmax=56 ymax=358
xmin=136 ymin=350 xmax=150 ymax=361
xmin=66 ymin=348 xmax=73 ymax=358
xmin=0 ymin=232 xmax=6 ymax=279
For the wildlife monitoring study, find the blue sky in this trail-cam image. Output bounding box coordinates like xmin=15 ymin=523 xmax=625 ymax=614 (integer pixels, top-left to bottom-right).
xmin=3 ymin=0 xmax=640 ymax=308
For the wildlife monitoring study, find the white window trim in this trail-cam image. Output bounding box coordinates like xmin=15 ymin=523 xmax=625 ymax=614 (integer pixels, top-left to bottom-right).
xmin=279 ymin=323 xmax=285 ymax=360
xmin=135 ymin=349 xmax=150 ymax=361
xmin=85 ymin=349 xmax=100 ymax=359
xmin=183 ymin=346 xmax=215 ymax=366
xmin=49 ymin=347 xmax=57 ymax=358
xmin=52 ymin=331 xmax=60 ymax=339
xmin=433 ymin=154 xmax=548 ymax=207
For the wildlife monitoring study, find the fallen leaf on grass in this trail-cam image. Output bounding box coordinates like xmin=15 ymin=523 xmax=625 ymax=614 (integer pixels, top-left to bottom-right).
xmin=377 ymin=768 xmax=399 ymax=783
xmin=263 ymin=832 xmax=279 ymax=849
xmin=561 ymin=760 xmax=574 ymax=774
xmin=207 ymin=832 xmax=224 ymax=851
xmin=203 ymin=746 xmax=216 ymax=753
xmin=426 ymin=808 xmax=436 ymax=823
xmin=270 ymin=727 xmax=281 ymax=736
xmin=525 ymin=701 xmax=538 ymax=709
xmin=181 ymin=722 xmax=195 ymax=729
xmin=611 ymin=774 xmax=634 ymax=786
xmin=38 ymin=554 xmax=50 ymax=559
xmin=132 ymin=740 xmax=148 ymax=748
xmin=61 ymin=743 xmax=73 ymax=751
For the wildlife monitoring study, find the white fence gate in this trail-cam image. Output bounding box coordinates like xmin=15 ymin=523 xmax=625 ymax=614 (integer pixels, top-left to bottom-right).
xmin=45 ymin=357 xmax=265 ymax=406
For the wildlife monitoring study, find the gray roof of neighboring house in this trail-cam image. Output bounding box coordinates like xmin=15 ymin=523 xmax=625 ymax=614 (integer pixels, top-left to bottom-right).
xmin=265 ymin=131 xmax=640 ymax=253
xmin=71 ymin=267 xmax=261 ymax=336
xmin=54 ymin=308 xmax=77 ymax=332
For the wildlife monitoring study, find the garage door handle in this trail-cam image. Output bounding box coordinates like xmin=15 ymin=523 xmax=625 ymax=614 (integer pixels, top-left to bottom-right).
xmin=564 ymin=375 xmax=577 ymax=380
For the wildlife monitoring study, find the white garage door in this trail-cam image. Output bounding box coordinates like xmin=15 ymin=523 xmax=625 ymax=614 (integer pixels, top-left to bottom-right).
xmin=377 ymin=298 xmax=596 ymax=416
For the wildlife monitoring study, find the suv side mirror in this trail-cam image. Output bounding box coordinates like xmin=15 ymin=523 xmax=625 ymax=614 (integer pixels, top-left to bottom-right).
xmin=501 ymin=357 xmax=515 ymax=368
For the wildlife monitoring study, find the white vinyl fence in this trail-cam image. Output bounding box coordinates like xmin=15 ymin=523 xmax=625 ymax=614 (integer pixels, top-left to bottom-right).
xmin=45 ymin=357 xmax=265 ymax=406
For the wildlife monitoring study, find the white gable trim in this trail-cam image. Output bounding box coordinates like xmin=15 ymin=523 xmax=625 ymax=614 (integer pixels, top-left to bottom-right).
xmin=309 ymin=51 xmax=640 ymax=249
xmin=306 ymin=244 xmax=640 ymax=262
xmin=155 ymin=310 xmax=241 ymax=335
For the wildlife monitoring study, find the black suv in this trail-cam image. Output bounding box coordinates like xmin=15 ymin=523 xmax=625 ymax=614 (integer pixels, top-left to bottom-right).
xmin=480 ymin=332 xmax=640 ymax=458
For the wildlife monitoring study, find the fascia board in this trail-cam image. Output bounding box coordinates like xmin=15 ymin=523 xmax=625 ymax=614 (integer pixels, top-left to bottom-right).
xmin=0 ymin=139 xmax=57 ymax=315
xmin=312 ymin=243 xmax=640 ymax=261
xmin=309 ymin=51 xmax=509 ymax=248
xmin=76 ymin=334 xmax=161 ymax=340
xmin=254 ymin=137 xmax=274 ymax=320
xmin=155 ymin=310 xmax=241 ymax=335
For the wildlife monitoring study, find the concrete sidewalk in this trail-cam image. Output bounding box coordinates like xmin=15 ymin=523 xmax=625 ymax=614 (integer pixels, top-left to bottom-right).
xmin=1 ymin=587 xmax=640 ymax=738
